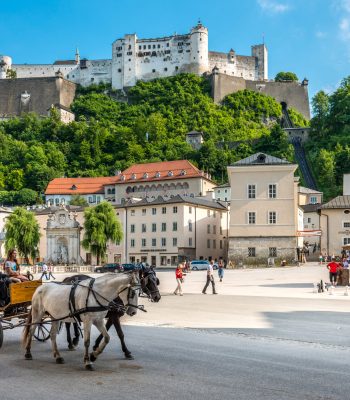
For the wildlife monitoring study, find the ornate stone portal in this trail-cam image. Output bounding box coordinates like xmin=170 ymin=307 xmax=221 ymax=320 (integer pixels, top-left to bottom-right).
xmin=46 ymin=205 xmax=82 ymax=264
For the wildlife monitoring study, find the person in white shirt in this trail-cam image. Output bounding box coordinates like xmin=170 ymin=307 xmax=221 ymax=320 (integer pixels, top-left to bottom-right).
xmin=40 ymin=263 xmax=49 ymax=280
xmin=202 ymin=260 xmax=218 ymax=295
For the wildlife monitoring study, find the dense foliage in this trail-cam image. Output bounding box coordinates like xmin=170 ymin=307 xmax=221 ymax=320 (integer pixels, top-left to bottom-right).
xmin=275 ymin=72 xmax=299 ymax=82
xmin=0 ymin=74 xmax=310 ymax=205
xmin=82 ymin=202 xmax=123 ymax=264
xmin=4 ymin=207 xmax=41 ymax=263
xmin=306 ymin=77 xmax=350 ymax=199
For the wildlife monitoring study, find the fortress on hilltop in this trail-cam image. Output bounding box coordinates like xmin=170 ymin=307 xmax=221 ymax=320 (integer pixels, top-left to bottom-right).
xmin=0 ymin=22 xmax=267 ymax=89
xmin=0 ymin=22 xmax=310 ymax=120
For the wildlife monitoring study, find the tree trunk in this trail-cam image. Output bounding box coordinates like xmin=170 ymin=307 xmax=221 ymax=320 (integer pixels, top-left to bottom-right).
xmin=97 ymin=255 xmax=100 ymax=265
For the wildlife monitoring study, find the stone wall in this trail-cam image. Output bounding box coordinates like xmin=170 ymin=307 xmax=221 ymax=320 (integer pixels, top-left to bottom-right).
xmin=0 ymin=76 xmax=76 ymax=119
xmin=228 ymin=236 xmax=297 ymax=266
xmin=210 ymin=73 xmax=310 ymax=120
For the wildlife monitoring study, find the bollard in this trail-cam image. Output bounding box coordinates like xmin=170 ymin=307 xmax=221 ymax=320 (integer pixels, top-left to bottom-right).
xmin=344 ymin=286 xmax=349 ymax=296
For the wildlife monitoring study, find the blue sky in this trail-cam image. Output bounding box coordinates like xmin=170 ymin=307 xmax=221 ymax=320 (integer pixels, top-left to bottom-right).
xmin=1 ymin=0 xmax=349 ymax=101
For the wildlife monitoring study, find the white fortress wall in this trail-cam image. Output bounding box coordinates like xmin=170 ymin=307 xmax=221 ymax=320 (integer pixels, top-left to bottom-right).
xmin=13 ymin=64 xmax=77 ymax=79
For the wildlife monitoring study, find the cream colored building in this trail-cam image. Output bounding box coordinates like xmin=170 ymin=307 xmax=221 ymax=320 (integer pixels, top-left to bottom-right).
xmin=227 ymin=153 xmax=300 ymax=265
xmin=0 ymin=207 xmax=12 ymax=259
xmin=34 ymin=196 xmax=228 ymax=267
xmin=320 ymin=196 xmax=350 ymax=256
xmin=120 ymin=195 xmax=228 ymax=266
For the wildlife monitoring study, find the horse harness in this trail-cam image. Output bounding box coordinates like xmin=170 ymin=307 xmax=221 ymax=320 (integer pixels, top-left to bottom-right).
xmin=68 ymin=277 xmax=143 ymax=324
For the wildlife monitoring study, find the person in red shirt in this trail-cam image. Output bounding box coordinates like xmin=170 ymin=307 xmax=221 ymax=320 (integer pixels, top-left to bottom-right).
xmin=174 ymin=263 xmax=185 ymax=296
xmin=327 ymin=258 xmax=339 ymax=286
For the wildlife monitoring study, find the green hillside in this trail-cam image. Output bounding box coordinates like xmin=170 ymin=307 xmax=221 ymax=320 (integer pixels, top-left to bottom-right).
xmin=1 ymin=73 xmax=347 ymax=205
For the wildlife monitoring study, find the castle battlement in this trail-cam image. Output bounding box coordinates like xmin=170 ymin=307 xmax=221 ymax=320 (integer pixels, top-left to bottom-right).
xmin=0 ymin=23 xmax=268 ymax=89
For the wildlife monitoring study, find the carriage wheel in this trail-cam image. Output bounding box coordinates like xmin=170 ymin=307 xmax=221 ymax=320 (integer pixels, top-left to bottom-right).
xmin=0 ymin=321 xmax=3 ymax=349
xmin=33 ymin=323 xmax=50 ymax=342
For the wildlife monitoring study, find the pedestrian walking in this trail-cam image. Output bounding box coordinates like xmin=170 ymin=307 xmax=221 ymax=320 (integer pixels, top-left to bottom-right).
xmin=174 ymin=263 xmax=184 ymax=296
xmin=218 ymin=259 xmax=224 ymax=282
xmin=327 ymin=258 xmax=339 ymax=286
xmin=40 ymin=263 xmax=49 ymax=280
xmin=202 ymin=260 xmax=217 ymax=295
xmin=47 ymin=263 xmax=56 ymax=280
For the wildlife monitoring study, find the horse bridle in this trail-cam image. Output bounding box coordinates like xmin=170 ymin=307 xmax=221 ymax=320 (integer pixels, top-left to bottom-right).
xmin=140 ymin=269 xmax=159 ymax=300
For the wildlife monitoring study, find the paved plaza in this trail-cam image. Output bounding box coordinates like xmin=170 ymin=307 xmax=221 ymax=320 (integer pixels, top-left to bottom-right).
xmin=1 ymin=263 xmax=350 ymax=400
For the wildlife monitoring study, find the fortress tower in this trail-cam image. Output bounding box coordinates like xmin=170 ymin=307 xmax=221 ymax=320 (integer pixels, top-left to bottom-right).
xmin=190 ymin=21 xmax=209 ymax=75
xmin=0 ymin=55 xmax=12 ymax=79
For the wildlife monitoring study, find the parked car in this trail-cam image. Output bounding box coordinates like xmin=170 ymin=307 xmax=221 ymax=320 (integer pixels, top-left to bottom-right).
xmin=94 ymin=263 xmax=123 ymax=273
xmin=121 ymin=263 xmax=142 ymax=272
xmin=190 ymin=260 xmax=218 ymax=271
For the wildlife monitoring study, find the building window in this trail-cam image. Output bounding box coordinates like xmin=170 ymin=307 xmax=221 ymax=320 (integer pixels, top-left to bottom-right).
xmin=189 ymin=238 xmax=193 ymax=246
xmin=213 ymin=225 xmax=217 ymax=234
xmin=162 ymin=207 xmax=167 ymax=214
xmin=173 ymin=222 xmax=177 ymax=231
xmin=269 ymin=184 xmax=277 ymax=199
xmin=171 ymin=256 xmax=177 ymax=265
xmin=207 ymin=239 xmax=210 ymax=248
xmin=344 ymin=222 xmax=350 ymax=228
xmin=152 ymin=69 xmax=156 ymax=73
xmin=173 ymin=237 xmax=177 ymax=246
xmin=161 ymin=223 xmax=166 ymax=232
xmin=161 ymin=238 xmax=166 ymax=247
xmin=152 ymin=238 xmax=156 ymax=247
xmin=248 ymin=247 xmax=256 ymax=257
xmin=131 ymin=239 xmax=135 ymax=247
xmin=130 ymin=224 xmax=135 ymax=233
xmin=142 ymin=223 xmax=147 ymax=233
xmin=310 ymin=196 xmax=317 ymax=204
xmin=173 ymin=206 xmax=178 ymax=213
xmin=142 ymin=238 xmax=146 ymax=247
xmin=213 ymin=239 xmax=216 ymax=249
xmin=220 ymin=240 xmax=223 ymax=249
xmin=189 ymin=207 xmax=192 ymax=214
xmin=189 ymin=221 xmax=193 ymax=232
xmin=207 ymin=210 xmax=211 ymax=217
xmin=213 ymin=211 xmax=216 ymax=218
xmin=220 ymin=226 xmax=223 ymax=235
xmin=164 ymin=67 xmax=168 ymax=71
xmin=152 ymin=208 xmax=157 ymax=215
xmin=207 ymin=224 xmax=211 ymax=234
xmin=131 ymin=210 xmax=135 ymax=216
xmin=269 ymin=247 xmax=277 ymax=257
xmin=269 ymin=211 xmax=277 ymax=224
xmin=248 ymin=184 xmax=256 ymax=199
xmin=307 ymin=218 xmax=312 ymax=223
xmin=344 ymin=238 xmax=350 ymax=245
xmin=152 ymin=223 xmax=157 ymax=232
xmin=142 ymin=208 xmax=147 ymax=216
xmin=248 ymin=212 xmax=256 ymax=224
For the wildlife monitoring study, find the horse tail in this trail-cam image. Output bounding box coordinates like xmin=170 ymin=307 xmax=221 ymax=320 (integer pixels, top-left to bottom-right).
xmin=22 ymin=308 xmax=32 ymax=348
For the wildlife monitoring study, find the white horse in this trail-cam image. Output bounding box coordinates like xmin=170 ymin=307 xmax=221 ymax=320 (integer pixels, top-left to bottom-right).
xmin=22 ymin=272 xmax=140 ymax=370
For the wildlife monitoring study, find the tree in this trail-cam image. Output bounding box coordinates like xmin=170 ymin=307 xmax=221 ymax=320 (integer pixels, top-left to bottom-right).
xmin=82 ymin=202 xmax=123 ymax=265
xmin=69 ymin=195 xmax=88 ymax=206
xmin=6 ymin=69 xmax=17 ymax=79
xmin=275 ymin=72 xmax=299 ymax=82
xmin=4 ymin=207 xmax=40 ymax=263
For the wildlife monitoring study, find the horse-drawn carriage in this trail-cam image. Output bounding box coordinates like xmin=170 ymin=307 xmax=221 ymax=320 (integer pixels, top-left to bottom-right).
xmin=0 ymin=280 xmax=50 ymax=349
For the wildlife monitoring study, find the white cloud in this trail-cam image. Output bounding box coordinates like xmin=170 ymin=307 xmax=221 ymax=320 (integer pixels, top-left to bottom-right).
xmin=339 ymin=18 xmax=350 ymax=40
xmin=257 ymin=0 xmax=290 ymax=14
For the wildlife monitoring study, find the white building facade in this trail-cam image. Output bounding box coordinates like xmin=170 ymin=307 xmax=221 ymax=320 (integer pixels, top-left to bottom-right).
xmin=1 ymin=23 xmax=267 ymax=90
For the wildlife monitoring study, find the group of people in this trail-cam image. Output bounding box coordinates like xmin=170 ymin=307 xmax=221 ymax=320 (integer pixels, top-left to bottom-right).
xmin=174 ymin=259 xmax=225 ymax=296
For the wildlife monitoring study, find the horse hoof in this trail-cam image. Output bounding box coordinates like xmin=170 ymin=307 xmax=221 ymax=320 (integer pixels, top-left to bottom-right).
xmin=72 ymin=338 xmax=79 ymax=347
xmin=25 ymin=353 xmax=32 ymax=360
xmin=85 ymin=364 xmax=94 ymax=371
xmin=90 ymin=353 xmax=97 ymax=362
xmin=56 ymin=357 xmax=65 ymax=364
xmin=68 ymin=345 xmax=76 ymax=351
xmin=92 ymin=345 xmax=97 ymax=351
xmin=125 ymin=354 xmax=134 ymax=360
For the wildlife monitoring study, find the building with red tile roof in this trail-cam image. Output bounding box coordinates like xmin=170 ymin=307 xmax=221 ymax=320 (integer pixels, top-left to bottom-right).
xmin=109 ymin=160 xmax=216 ymax=202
